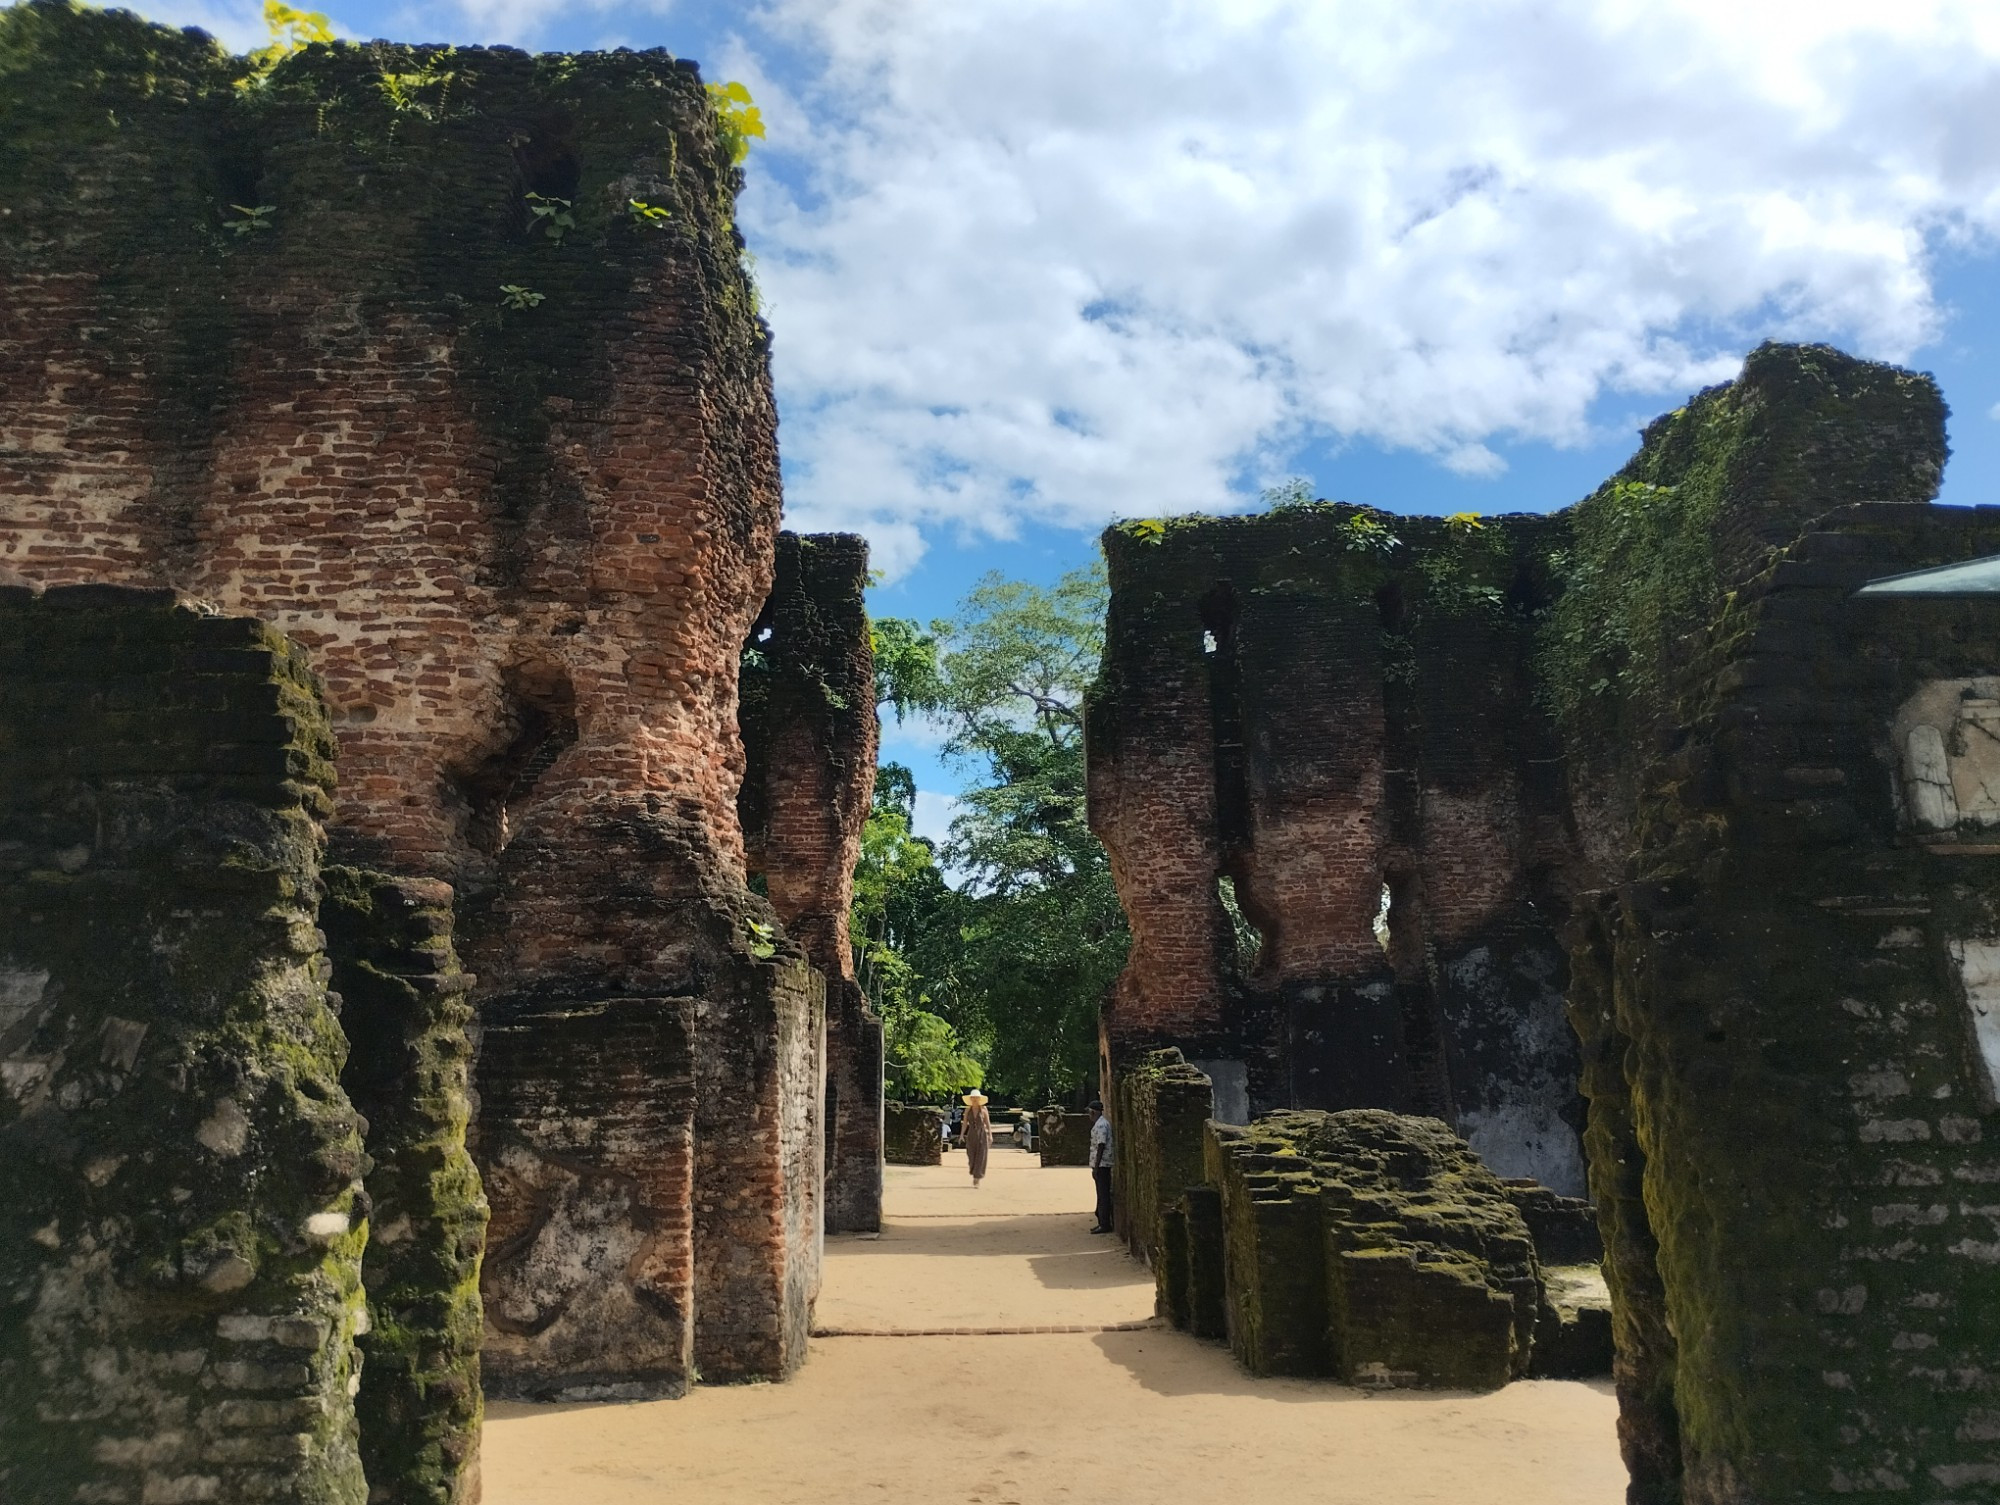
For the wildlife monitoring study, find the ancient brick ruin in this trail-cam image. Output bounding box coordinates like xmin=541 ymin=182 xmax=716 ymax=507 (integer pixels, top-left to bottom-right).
xmin=1 ymin=6 xmax=877 ymax=1500
xmin=740 ymin=533 xmax=885 ymax=1233
xmin=1093 ymin=343 xmax=2000 ymax=1497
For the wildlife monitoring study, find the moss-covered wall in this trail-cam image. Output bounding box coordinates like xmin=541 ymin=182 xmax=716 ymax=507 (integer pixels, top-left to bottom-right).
xmin=740 ymin=532 xmax=884 ymax=1235
xmin=321 ymin=870 xmax=485 ymax=1505
xmin=1200 ymin=1110 xmax=1541 ymax=1388
xmin=0 ymin=585 xmax=367 ymax=1504
xmin=1110 ymin=1048 xmax=1213 ymax=1280
xmin=1577 ymin=500 xmax=2000 ymax=1502
xmin=1092 ymin=341 xmax=2000 ymax=1489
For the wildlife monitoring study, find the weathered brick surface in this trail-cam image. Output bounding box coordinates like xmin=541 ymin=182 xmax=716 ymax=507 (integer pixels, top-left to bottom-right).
xmin=1574 ymin=502 xmax=2000 ymax=1502
xmin=1097 ymin=343 xmax=2000 ymax=1494
xmin=883 ymin=1104 xmax=944 ymax=1166
xmin=0 ymin=4 xmax=826 ymax=1397
xmin=1090 ymin=506 xmax=1583 ymax=1190
xmin=741 ymin=533 xmax=883 ymax=1234
xmin=0 ymin=586 xmax=368 ymax=1505
xmin=321 ymin=869 xmax=486 ymax=1503
xmin=1111 ymin=1048 xmax=1213 ymax=1269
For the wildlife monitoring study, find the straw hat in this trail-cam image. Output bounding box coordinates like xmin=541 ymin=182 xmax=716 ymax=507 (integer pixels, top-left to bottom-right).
xmin=962 ymin=1090 xmax=988 ymax=1107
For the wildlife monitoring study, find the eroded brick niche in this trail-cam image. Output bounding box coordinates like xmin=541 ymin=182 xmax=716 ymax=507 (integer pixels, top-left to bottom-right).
xmin=0 ymin=0 xmax=846 ymax=1415
xmin=1092 ymin=342 xmax=2000 ymax=1499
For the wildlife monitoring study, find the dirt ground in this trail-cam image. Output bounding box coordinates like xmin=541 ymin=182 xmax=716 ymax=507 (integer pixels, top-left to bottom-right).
xmin=483 ymin=1151 xmax=1625 ymax=1505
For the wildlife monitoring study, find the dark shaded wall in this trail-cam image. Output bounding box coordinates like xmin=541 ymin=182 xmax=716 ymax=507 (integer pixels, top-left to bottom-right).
xmin=0 ymin=3 xmax=823 ymax=1397
xmin=0 ymin=587 xmax=367 ymax=1505
xmin=741 ymin=532 xmax=883 ymax=1234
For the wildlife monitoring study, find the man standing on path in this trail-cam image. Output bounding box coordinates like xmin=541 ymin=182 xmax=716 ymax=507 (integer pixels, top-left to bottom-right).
xmin=1088 ymin=1099 xmax=1114 ymax=1234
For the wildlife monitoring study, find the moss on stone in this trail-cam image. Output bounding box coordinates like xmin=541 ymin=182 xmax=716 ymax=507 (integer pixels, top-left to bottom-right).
xmin=322 ymin=868 xmax=486 ymax=1505
xmin=0 ymin=586 xmax=367 ymax=1504
xmin=1204 ymin=1109 xmax=1540 ymax=1388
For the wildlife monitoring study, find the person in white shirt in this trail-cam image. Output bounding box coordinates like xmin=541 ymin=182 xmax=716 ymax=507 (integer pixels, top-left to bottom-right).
xmin=1087 ymin=1099 xmax=1114 ymax=1234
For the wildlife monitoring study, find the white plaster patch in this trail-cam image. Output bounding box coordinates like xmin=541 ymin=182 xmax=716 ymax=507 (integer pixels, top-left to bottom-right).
xmin=0 ymin=964 xmax=49 ymax=1039
xmin=1459 ymin=1104 xmax=1588 ymax=1198
xmin=0 ymin=1058 xmax=51 ymax=1108
xmin=1893 ymin=679 xmax=2000 ymax=832
xmin=302 ymin=1211 xmax=351 ymax=1242
xmin=1905 ymin=724 xmax=1958 ymax=828
xmin=1948 ymin=939 xmax=2000 ymax=1109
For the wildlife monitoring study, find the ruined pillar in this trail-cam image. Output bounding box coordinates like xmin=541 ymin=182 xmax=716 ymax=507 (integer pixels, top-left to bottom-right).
xmin=0 ymin=4 xmax=822 ymax=1395
xmin=0 ymin=585 xmax=367 ymax=1505
xmin=741 ymin=532 xmax=884 ymax=1235
xmin=321 ymin=869 xmax=486 ymax=1501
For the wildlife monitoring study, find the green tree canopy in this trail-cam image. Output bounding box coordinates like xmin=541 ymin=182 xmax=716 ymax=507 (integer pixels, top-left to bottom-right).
xmin=857 ymin=564 xmax=1128 ymax=1105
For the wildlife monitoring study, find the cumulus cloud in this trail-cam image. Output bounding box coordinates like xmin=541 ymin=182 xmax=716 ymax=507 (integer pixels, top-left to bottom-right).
xmin=738 ymin=0 xmax=2000 ymax=566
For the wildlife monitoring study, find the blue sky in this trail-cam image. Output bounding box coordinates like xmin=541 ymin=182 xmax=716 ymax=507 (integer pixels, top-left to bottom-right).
xmin=132 ymin=0 xmax=2000 ymax=829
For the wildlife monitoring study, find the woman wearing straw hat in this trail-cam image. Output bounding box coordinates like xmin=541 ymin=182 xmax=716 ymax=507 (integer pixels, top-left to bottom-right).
xmin=960 ymin=1089 xmax=992 ymax=1187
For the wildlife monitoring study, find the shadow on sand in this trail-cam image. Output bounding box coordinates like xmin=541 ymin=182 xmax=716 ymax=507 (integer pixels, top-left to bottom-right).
xmin=1091 ymin=1327 xmax=1622 ymax=1405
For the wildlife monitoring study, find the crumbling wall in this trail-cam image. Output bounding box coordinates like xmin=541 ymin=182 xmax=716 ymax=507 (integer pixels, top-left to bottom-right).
xmin=321 ymin=869 xmax=485 ymax=1502
xmin=1566 ymin=506 xmax=2000 ymax=1496
xmin=0 ymin=2 xmax=821 ymax=1396
xmin=741 ymin=532 xmax=883 ymax=1234
xmin=1201 ymin=1110 xmax=1542 ymax=1388
xmin=1098 ymin=342 xmax=2000 ymax=1496
xmin=0 ymin=586 xmax=368 ymax=1505
xmin=1089 ymin=504 xmax=1584 ymax=1191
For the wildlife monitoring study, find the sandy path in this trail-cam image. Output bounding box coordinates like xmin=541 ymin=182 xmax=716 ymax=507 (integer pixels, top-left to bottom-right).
xmin=483 ymin=1151 xmax=1626 ymax=1505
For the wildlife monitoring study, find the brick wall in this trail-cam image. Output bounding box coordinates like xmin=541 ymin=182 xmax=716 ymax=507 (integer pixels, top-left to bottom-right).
xmin=1093 ymin=342 xmax=2000 ymax=1496
xmin=1090 ymin=505 xmax=1583 ymax=1189
xmin=0 ymin=586 xmax=367 ymax=1505
xmin=0 ymin=5 xmax=823 ymax=1394
xmin=741 ymin=532 xmax=883 ymax=1234
xmin=1570 ymin=502 xmax=2000 ymax=1502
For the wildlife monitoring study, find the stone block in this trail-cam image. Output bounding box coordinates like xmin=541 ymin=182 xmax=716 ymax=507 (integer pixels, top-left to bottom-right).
xmin=884 ymin=1104 xmax=944 ymax=1166
xmin=1037 ymin=1110 xmax=1093 ymax=1166
xmin=1111 ymin=1047 xmax=1213 ymax=1260
xmin=1207 ymin=1111 xmax=1539 ymax=1388
xmin=0 ymin=587 xmax=366 ymax=1505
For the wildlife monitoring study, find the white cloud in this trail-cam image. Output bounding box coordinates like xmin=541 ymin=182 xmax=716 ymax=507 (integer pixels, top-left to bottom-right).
xmin=910 ymin=789 xmax=961 ymax=848
xmin=878 ymin=707 xmax=953 ymax=760
xmin=119 ymin=0 xmax=2000 ymax=570
xmin=737 ymin=0 xmax=2000 ymax=566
